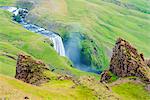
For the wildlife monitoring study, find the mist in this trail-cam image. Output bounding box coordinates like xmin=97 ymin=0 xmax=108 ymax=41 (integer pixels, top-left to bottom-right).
xmin=64 ymin=32 xmax=101 ymax=74
xmin=64 ymin=32 xmax=82 ymax=68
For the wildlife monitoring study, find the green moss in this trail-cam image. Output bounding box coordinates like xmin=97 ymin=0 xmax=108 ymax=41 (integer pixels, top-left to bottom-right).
xmin=109 ymin=72 xmax=118 ymax=82
xmin=81 ymin=38 xmax=109 ymax=71
xmin=100 ymin=70 xmax=118 ymax=82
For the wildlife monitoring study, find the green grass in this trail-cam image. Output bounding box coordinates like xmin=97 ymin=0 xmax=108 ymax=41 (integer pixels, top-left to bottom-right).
xmin=112 ymin=82 xmax=150 ymax=100
xmin=103 ymin=0 xmax=150 ymax=14
xmin=23 ymin=0 xmax=150 ymax=70
xmin=0 ymin=0 xmax=150 ymax=99
xmin=0 ymin=9 xmax=99 ymax=78
xmin=0 ymin=74 xmax=96 ymax=100
xmin=0 ymin=0 xmax=16 ymax=6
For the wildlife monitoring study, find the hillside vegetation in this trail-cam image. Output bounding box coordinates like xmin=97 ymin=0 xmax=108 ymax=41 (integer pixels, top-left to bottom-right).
xmin=0 ymin=9 xmax=99 ymax=77
xmin=0 ymin=75 xmax=97 ymax=99
xmin=18 ymin=0 xmax=150 ymax=71
xmin=0 ymin=0 xmax=150 ymax=99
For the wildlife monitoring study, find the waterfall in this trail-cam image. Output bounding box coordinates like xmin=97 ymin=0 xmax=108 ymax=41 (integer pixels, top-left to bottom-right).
xmin=49 ymin=34 xmax=65 ymax=56
xmin=1 ymin=6 xmax=66 ymax=56
xmin=1 ymin=6 xmax=101 ymax=73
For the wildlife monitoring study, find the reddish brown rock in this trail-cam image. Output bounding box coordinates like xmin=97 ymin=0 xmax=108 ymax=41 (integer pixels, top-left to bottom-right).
xmin=15 ymin=53 xmax=50 ymax=85
xmin=101 ymin=38 xmax=150 ymax=83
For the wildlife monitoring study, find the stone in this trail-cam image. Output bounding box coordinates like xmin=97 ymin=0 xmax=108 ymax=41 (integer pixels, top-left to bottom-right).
xmin=100 ymin=70 xmax=112 ymax=83
xmin=101 ymin=38 xmax=150 ymax=83
xmin=24 ymin=96 xmax=29 ymax=99
xmin=57 ymin=74 xmax=73 ymax=80
xmin=15 ymin=53 xmax=50 ymax=85
xmin=145 ymin=84 xmax=150 ymax=91
xmin=145 ymin=59 xmax=150 ymax=67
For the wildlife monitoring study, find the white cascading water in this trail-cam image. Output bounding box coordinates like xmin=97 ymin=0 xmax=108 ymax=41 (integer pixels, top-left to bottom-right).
xmin=0 ymin=6 xmax=101 ymax=73
xmin=1 ymin=6 xmax=65 ymax=56
xmin=49 ymin=34 xmax=65 ymax=56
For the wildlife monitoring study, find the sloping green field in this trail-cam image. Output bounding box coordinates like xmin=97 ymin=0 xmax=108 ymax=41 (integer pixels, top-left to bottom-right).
xmin=0 ymin=0 xmax=150 ymax=99
xmin=0 ymin=9 xmax=98 ymax=77
xmin=112 ymin=82 xmax=150 ymax=100
xmin=20 ymin=0 xmax=150 ymax=70
xmin=0 ymin=75 xmax=97 ymax=100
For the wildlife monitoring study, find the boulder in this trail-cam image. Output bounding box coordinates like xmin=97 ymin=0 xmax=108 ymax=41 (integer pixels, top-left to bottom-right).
xmin=15 ymin=53 xmax=50 ymax=85
xmin=101 ymin=38 xmax=150 ymax=83
xmin=57 ymin=74 xmax=73 ymax=80
xmin=100 ymin=70 xmax=112 ymax=83
xmin=145 ymin=84 xmax=150 ymax=91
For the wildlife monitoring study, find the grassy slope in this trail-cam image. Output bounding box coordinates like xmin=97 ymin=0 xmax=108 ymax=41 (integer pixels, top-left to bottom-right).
xmin=112 ymin=82 xmax=150 ymax=100
xmin=0 ymin=75 xmax=96 ymax=100
xmin=0 ymin=9 xmax=99 ymax=77
xmin=0 ymin=0 xmax=150 ymax=99
xmin=27 ymin=0 xmax=150 ymax=69
xmin=0 ymin=1 xmax=99 ymax=99
xmin=0 ymin=0 xmax=16 ymax=6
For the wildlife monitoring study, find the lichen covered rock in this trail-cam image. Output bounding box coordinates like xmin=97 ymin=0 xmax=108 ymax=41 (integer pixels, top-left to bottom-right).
xmin=101 ymin=38 xmax=150 ymax=83
xmin=15 ymin=53 xmax=50 ymax=85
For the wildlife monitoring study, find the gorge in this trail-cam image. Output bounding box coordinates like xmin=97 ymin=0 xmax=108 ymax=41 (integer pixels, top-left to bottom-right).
xmin=1 ymin=6 xmax=99 ymax=73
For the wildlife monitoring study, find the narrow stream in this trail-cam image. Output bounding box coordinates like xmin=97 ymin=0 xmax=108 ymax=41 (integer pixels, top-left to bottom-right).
xmin=0 ymin=6 xmax=101 ymax=74
xmin=1 ymin=6 xmax=66 ymax=57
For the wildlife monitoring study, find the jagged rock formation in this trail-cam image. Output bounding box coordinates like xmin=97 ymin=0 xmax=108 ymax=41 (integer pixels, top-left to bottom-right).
xmin=101 ymin=38 xmax=150 ymax=83
xmin=15 ymin=53 xmax=50 ymax=85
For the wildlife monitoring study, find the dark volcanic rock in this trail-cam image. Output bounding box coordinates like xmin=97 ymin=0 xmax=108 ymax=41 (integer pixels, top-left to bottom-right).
xmin=101 ymin=38 xmax=150 ymax=83
xmin=15 ymin=53 xmax=50 ymax=85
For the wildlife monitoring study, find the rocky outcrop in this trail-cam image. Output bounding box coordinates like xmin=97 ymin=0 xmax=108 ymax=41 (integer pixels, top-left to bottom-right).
xmin=15 ymin=53 xmax=50 ymax=85
xmin=100 ymin=70 xmax=112 ymax=83
xmin=101 ymin=38 xmax=150 ymax=83
xmin=57 ymin=74 xmax=73 ymax=80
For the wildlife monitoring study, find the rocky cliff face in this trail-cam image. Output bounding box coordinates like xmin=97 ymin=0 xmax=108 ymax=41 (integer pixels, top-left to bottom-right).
xmin=101 ymin=38 xmax=150 ymax=83
xmin=15 ymin=54 xmax=50 ymax=85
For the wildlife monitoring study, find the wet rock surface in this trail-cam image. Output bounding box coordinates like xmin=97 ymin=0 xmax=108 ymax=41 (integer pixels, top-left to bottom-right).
xmin=101 ymin=38 xmax=150 ymax=83
xmin=15 ymin=53 xmax=50 ymax=85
